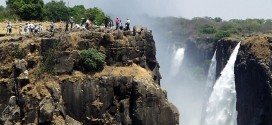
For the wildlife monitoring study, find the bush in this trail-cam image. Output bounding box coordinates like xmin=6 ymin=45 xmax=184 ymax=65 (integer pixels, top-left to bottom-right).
xmin=80 ymin=48 xmax=106 ymax=71
xmin=200 ymin=24 xmax=216 ymax=34
xmin=215 ymin=31 xmax=230 ymax=40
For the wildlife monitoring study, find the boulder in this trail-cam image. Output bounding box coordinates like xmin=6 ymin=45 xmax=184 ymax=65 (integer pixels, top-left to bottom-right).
xmin=39 ymin=99 xmax=54 ymax=124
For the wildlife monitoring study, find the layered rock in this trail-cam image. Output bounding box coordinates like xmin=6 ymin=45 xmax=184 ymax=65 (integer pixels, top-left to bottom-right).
xmin=182 ymin=35 xmax=272 ymax=125
xmin=0 ymin=26 xmax=178 ymax=125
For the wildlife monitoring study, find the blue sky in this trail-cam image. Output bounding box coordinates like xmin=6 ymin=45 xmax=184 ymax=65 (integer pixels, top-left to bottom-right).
xmin=1 ymin=0 xmax=272 ymax=20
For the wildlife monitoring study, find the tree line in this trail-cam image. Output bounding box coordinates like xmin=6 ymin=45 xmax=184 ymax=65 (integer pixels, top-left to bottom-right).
xmin=151 ymin=16 xmax=272 ymax=41
xmin=0 ymin=0 xmax=107 ymax=25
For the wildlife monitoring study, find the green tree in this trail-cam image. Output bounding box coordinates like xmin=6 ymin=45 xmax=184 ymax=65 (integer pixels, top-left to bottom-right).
xmin=44 ymin=0 xmax=70 ymax=22
xmin=215 ymin=31 xmax=230 ymax=40
xmin=70 ymin=5 xmax=86 ymax=23
xmin=85 ymin=7 xmax=106 ymax=25
xmin=6 ymin=0 xmax=45 ymax=20
xmin=200 ymin=24 xmax=216 ymax=34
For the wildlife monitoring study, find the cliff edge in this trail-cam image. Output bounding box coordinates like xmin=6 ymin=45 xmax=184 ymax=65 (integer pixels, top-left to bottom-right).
xmin=0 ymin=26 xmax=179 ymax=125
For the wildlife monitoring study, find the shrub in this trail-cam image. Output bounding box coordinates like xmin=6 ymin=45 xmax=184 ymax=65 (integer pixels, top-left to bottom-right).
xmin=200 ymin=24 xmax=216 ymax=34
xmin=79 ymin=48 xmax=106 ymax=71
xmin=11 ymin=45 xmax=24 ymax=59
xmin=215 ymin=31 xmax=230 ymax=40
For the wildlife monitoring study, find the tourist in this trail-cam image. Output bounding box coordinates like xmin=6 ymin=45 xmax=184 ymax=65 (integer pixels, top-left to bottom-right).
xmin=115 ymin=18 xmax=119 ymax=30
xmin=29 ymin=22 xmax=35 ymax=33
xmin=105 ymin=16 xmax=109 ymax=28
xmin=50 ymin=22 xmax=54 ymax=32
xmin=38 ymin=24 xmax=43 ymax=33
xmin=24 ymin=23 xmax=28 ymax=35
xmin=65 ymin=20 xmax=69 ymax=32
xmin=74 ymin=24 xmax=81 ymax=29
xmin=119 ymin=20 xmax=123 ymax=30
xmin=109 ymin=21 xmax=112 ymax=29
xmin=126 ymin=19 xmax=130 ymax=31
xmin=85 ymin=20 xmax=90 ymax=30
xmin=70 ymin=17 xmax=74 ymax=29
xmin=6 ymin=22 xmax=12 ymax=34
xmin=19 ymin=23 xmax=22 ymax=35
xmin=80 ymin=18 xmax=85 ymax=26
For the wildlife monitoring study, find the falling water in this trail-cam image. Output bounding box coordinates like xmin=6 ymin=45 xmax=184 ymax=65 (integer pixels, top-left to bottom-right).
xmin=170 ymin=48 xmax=185 ymax=76
xmin=204 ymin=42 xmax=240 ymax=125
xmin=200 ymin=50 xmax=217 ymax=125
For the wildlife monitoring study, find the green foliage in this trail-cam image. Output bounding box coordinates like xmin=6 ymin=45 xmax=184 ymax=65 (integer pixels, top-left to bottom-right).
xmin=6 ymin=0 xmax=45 ymax=20
xmin=11 ymin=45 xmax=25 ymax=59
xmin=200 ymin=24 xmax=216 ymax=34
xmin=85 ymin=7 xmax=106 ymax=25
xmin=79 ymin=48 xmax=106 ymax=72
xmin=70 ymin=5 xmax=86 ymax=23
xmin=44 ymin=1 xmax=70 ymax=22
xmin=215 ymin=31 xmax=230 ymax=40
xmin=214 ymin=17 xmax=222 ymax=22
xmin=152 ymin=16 xmax=272 ymax=41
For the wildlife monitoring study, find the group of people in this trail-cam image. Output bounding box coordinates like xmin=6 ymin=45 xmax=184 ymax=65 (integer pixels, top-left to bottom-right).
xmin=5 ymin=21 xmax=43 ymax=35
xmin=64 ymin=17 xmax=92 ymax=32
xmin=115 ymin=18 xmax=130 ymax=30
xmin=4 ymin=16 xmax=131 ymax=35
xmin=23 ymin=22 xmax=43 ymax=35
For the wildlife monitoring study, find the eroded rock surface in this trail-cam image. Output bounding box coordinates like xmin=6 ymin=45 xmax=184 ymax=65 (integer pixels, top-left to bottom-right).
xmin=0 ymin=26 xmax=178 ymax=125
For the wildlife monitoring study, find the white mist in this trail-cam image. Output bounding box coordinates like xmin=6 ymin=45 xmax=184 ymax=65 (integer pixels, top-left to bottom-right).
xmin=204 ymin=42 xmax=240 ymax=125
xmin=170 ymin=48 xmax=185 ymax=77
xmin=200 ymin=50 xmax=217 ymax=125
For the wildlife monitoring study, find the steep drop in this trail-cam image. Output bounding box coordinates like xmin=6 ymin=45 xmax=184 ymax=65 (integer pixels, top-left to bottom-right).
xmin=200 ymin=50 xmax=217 ymax=125
xmin=170 ymin=48 xmax=185 ymax=77
xmin=204 ymin=42 xmax=240 ymax=125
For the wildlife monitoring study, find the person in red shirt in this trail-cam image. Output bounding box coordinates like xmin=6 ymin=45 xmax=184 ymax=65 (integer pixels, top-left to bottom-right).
xmin=115 ymin=18 xmax=119 ymax=30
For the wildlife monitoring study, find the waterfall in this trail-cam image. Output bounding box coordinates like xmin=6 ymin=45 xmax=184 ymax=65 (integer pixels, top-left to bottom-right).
xmin=200 ymin=50 xmax=217 ymax=125
xmin=204 ymin=42 xmax=240 ymax=125
xmin=170 ymin=48 xmax=185 ymax=77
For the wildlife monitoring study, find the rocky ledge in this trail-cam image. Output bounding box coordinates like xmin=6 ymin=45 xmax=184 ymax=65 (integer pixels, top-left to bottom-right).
xmin=0 ymin=26 xmax=179 ymax=125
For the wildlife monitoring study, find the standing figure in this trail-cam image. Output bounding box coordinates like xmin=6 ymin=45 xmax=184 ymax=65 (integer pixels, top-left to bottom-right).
xmin=126 ymin=19 xmax=130 ymax=31
xmin=85 ymin=20 xmax=90 ymax=30
xmin=6 ymin=22 xmax=12 ymax=34
xmin=50 ymin=22 xmax=54 ymax=32
xmin=105 ymin=16 xmax=109 ymax=28
xmin=119 ymin=20 xmax=123 ymax=30
xmin=70 ymin=17 xmax=74 ymax=29
xmin=65 ymin=20 xmax=69 ymax=32
xmin=115 ymin=18 xmax=119 ymax=30
xmin=38 ymin=24 xmax=43 ymax=33
xmin=19 ymin=23 xmax=22 ymax=35
xmin=24 ymin=23 xmax=28 ymax=35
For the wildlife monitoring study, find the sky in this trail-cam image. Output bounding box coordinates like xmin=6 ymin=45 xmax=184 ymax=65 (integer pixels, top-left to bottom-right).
xmin=1 ymin=0 xmax=272 ymax=20
xmin=0 ymin=0 xmax=271 ymax=125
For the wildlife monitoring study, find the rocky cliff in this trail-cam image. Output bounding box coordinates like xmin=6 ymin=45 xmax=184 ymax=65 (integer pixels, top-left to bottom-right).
xmin=184 ymin=35 xmax=272 ymax=125
xmin=0 ymin=26 xmax=179 ymax=125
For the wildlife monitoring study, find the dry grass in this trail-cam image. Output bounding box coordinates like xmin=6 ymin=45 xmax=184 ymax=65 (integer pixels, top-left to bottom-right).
xmin=94 ymin=64 xmax=161 ymax=90
xmin=0 ymin=21 xmax=65 ymax=34
xmin=243 ymin=35 xmax=271 ymax=62
xmin=93 ymin=64 xmax=152 ymax=80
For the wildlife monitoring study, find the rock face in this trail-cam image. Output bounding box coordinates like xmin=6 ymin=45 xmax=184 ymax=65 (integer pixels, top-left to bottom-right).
xmin=183 ymin=36 xmax=272 ymax=125
xmin=212 ymin=36 xmax=272 ymax=125
xmin=234 ymin=36 xmax=272 ymax=125
xmin=0 ymin=26 xmax=178 ymax=124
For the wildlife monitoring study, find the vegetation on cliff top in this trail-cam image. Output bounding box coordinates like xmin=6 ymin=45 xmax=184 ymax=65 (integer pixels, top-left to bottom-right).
xmin=1 ymin=0 xmax=107 ymax=25
xmin=151 ymin=16 xmax=272 ymax=41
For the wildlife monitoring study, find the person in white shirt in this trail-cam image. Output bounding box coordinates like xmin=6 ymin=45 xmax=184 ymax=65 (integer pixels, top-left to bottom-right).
xmin=24 ymin=23 xmax=28 ymax=35
xmin=126 ymin=19 xmax=130 ymax=30
xmin=6 ymin=22 xmax=12 ymax=34
xmin=37 ymin=24 xmax=43 ymax=33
